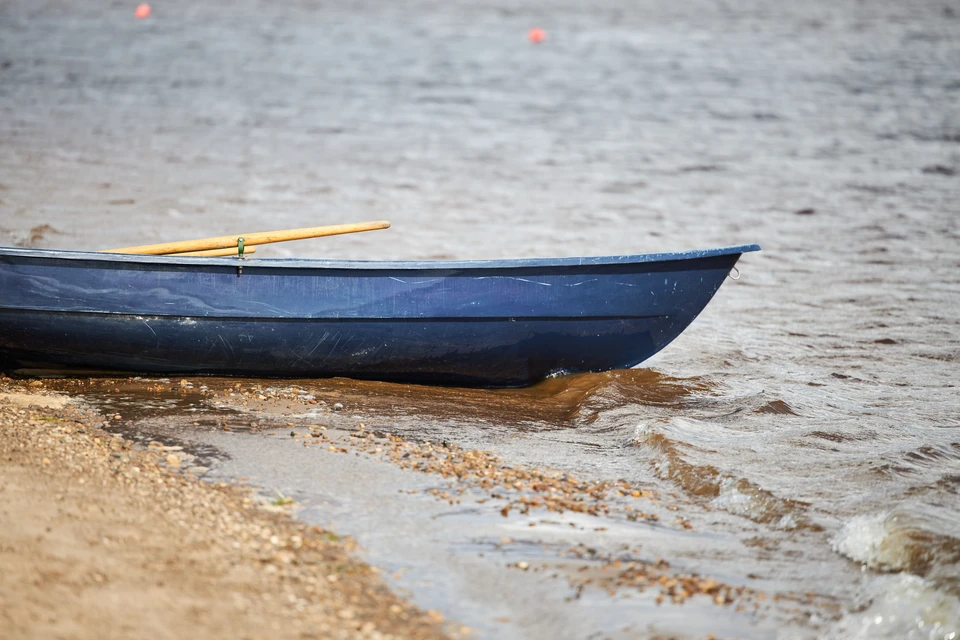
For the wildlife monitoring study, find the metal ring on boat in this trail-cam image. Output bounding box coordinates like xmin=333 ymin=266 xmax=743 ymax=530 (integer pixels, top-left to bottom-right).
xmin=237 ymin=237 xmax=245 ymax=275
xmin=728 ymin=266 xmax=740 ymax=280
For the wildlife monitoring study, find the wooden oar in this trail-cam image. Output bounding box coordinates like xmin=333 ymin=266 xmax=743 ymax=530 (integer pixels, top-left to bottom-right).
xmin=170 ymin=247 xmax=257 ymax=257
xmin=102 ymin=220 xmax=390 ymax=255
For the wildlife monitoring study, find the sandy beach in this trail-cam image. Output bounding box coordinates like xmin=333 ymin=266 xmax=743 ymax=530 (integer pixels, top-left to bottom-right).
xmin=0 ymin=380 xmax=454 ymax=640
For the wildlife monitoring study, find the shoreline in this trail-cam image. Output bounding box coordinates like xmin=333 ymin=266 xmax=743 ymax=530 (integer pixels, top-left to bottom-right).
xmin=0 ymin=375 xmax=836 ymax=639
xmin=0 ymin=382 xmax=456 ymax=640
xmin=0 ymin=376 xmax=783 ymax=640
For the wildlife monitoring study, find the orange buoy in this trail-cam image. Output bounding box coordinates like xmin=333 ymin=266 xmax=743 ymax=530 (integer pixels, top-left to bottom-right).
xmin=528 ymin=28 xmax=546 ymax=44
xmin=134 ymin=3 xmax=151 ymax=19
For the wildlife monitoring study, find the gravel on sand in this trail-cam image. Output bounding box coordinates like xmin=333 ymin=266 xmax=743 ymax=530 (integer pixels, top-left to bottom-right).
xmin=0 ymin=382 xmax=454 ymax=640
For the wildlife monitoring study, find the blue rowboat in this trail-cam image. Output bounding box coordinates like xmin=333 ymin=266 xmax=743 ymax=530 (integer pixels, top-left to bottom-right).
xmin=0 ymin=244 xmax=759 ymax=387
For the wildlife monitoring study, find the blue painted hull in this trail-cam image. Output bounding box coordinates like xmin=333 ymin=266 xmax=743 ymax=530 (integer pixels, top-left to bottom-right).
xmin=0 ymin=245 xmax=759 ymax=386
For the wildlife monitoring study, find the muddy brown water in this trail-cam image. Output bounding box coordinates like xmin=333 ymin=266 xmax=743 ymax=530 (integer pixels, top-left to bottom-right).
xmin=2 ymin=0 xmax=959 ymax=637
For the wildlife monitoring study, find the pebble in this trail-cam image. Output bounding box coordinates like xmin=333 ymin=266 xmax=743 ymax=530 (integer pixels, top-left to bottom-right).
xmin=311 ymin=418 xmax=760 ymax=612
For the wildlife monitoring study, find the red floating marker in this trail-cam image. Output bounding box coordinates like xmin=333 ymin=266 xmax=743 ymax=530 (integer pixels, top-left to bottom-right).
xmin=134 ymin=3 xmax=151 ymax=19
xmin=528 ymin=28 xmax=546 ymax=44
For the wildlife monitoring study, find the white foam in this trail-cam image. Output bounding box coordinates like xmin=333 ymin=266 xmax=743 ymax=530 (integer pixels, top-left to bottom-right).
xmin=826 ymin=574 xmax=960 ymax=640
xmin=710 ymin=476 xmax=755 ymax=516
xmin=710 ymin=476 xmax=800 ymax=529
xmin=833 ymin=512 xmax=905 ymax=571
xmin=776 ymin=512 xmax=799 ymax=530
xmin=632 ymin=421 xmax=655 ymax=441
xmin=832 ymin=510 xmax=959 ymax=574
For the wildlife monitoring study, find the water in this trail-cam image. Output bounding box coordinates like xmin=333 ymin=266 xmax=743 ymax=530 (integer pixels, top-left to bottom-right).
xmin=2 ymin=0 xmax=959 ymax=637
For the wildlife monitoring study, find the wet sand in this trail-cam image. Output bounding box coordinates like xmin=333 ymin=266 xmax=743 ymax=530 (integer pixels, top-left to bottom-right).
xmin=0 ymin=382 xmax=453 ymax=640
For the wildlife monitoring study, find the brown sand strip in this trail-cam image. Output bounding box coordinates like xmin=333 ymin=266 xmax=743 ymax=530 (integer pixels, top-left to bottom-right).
xmin=0 ymin=387 xmax=453 ymax=640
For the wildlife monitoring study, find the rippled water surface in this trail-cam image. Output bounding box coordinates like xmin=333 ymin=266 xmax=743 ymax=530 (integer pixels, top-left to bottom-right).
xmin=2 ymin=0 xmax=959 ymax=637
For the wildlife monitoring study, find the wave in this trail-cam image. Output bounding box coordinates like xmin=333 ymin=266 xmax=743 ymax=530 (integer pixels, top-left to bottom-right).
xmin=833 ymin=507 xmax=960 ymax=585
xmin=633 ymin=419 xmax=819 ymax=530
xmin=825 ymin=574 xmax=960 ymax=640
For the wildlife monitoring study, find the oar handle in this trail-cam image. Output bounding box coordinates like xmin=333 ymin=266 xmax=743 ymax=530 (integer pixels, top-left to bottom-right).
xmin=102 ymin=220 xmax=390 ymax=255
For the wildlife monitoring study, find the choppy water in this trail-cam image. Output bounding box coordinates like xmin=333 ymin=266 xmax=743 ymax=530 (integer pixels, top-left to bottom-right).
xmin=2 ymin=0 xmax=959 ymax=637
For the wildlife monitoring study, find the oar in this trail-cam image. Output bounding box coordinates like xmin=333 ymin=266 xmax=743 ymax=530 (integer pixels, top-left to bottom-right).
xmin=171 ymin=247 xmax=257 ymax=257
xmin=102 ymin=220 xmax=390 ymax=255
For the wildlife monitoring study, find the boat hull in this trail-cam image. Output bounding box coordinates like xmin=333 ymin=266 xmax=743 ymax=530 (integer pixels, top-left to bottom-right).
xmin=0 ymin=245 xmax=759 ymax=386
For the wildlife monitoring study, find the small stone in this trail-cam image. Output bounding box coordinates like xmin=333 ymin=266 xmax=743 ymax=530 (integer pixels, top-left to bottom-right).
xmin=516 ymin=561 xmax=529 ymax=570
xmin=332 ymin=403 xmax=344 ymax=411
xmin=165 ymin=454 xmax=180 ymax=468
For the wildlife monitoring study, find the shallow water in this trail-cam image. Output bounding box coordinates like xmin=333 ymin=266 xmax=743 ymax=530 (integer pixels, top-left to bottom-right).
xmin=2 ymin=0 xmax=959 ymax=637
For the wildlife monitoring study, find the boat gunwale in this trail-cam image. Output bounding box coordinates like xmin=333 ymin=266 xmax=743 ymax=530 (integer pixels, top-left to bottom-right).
xmin=0 ymin=244 xmax=761 ymax=271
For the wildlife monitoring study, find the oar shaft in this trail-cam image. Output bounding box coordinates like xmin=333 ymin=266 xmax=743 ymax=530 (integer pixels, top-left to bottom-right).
xmin=170 ymin=247 xmax=257 ymax=257
xmin=102 ymin=220 xmax=390 ymax=255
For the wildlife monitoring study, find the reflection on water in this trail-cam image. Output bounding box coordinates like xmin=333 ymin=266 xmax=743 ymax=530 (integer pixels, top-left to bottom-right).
xmin=293 ymin=368 xmax=713 ymax=428
xmin=55 ymin=368 xmax=709 ymax=428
